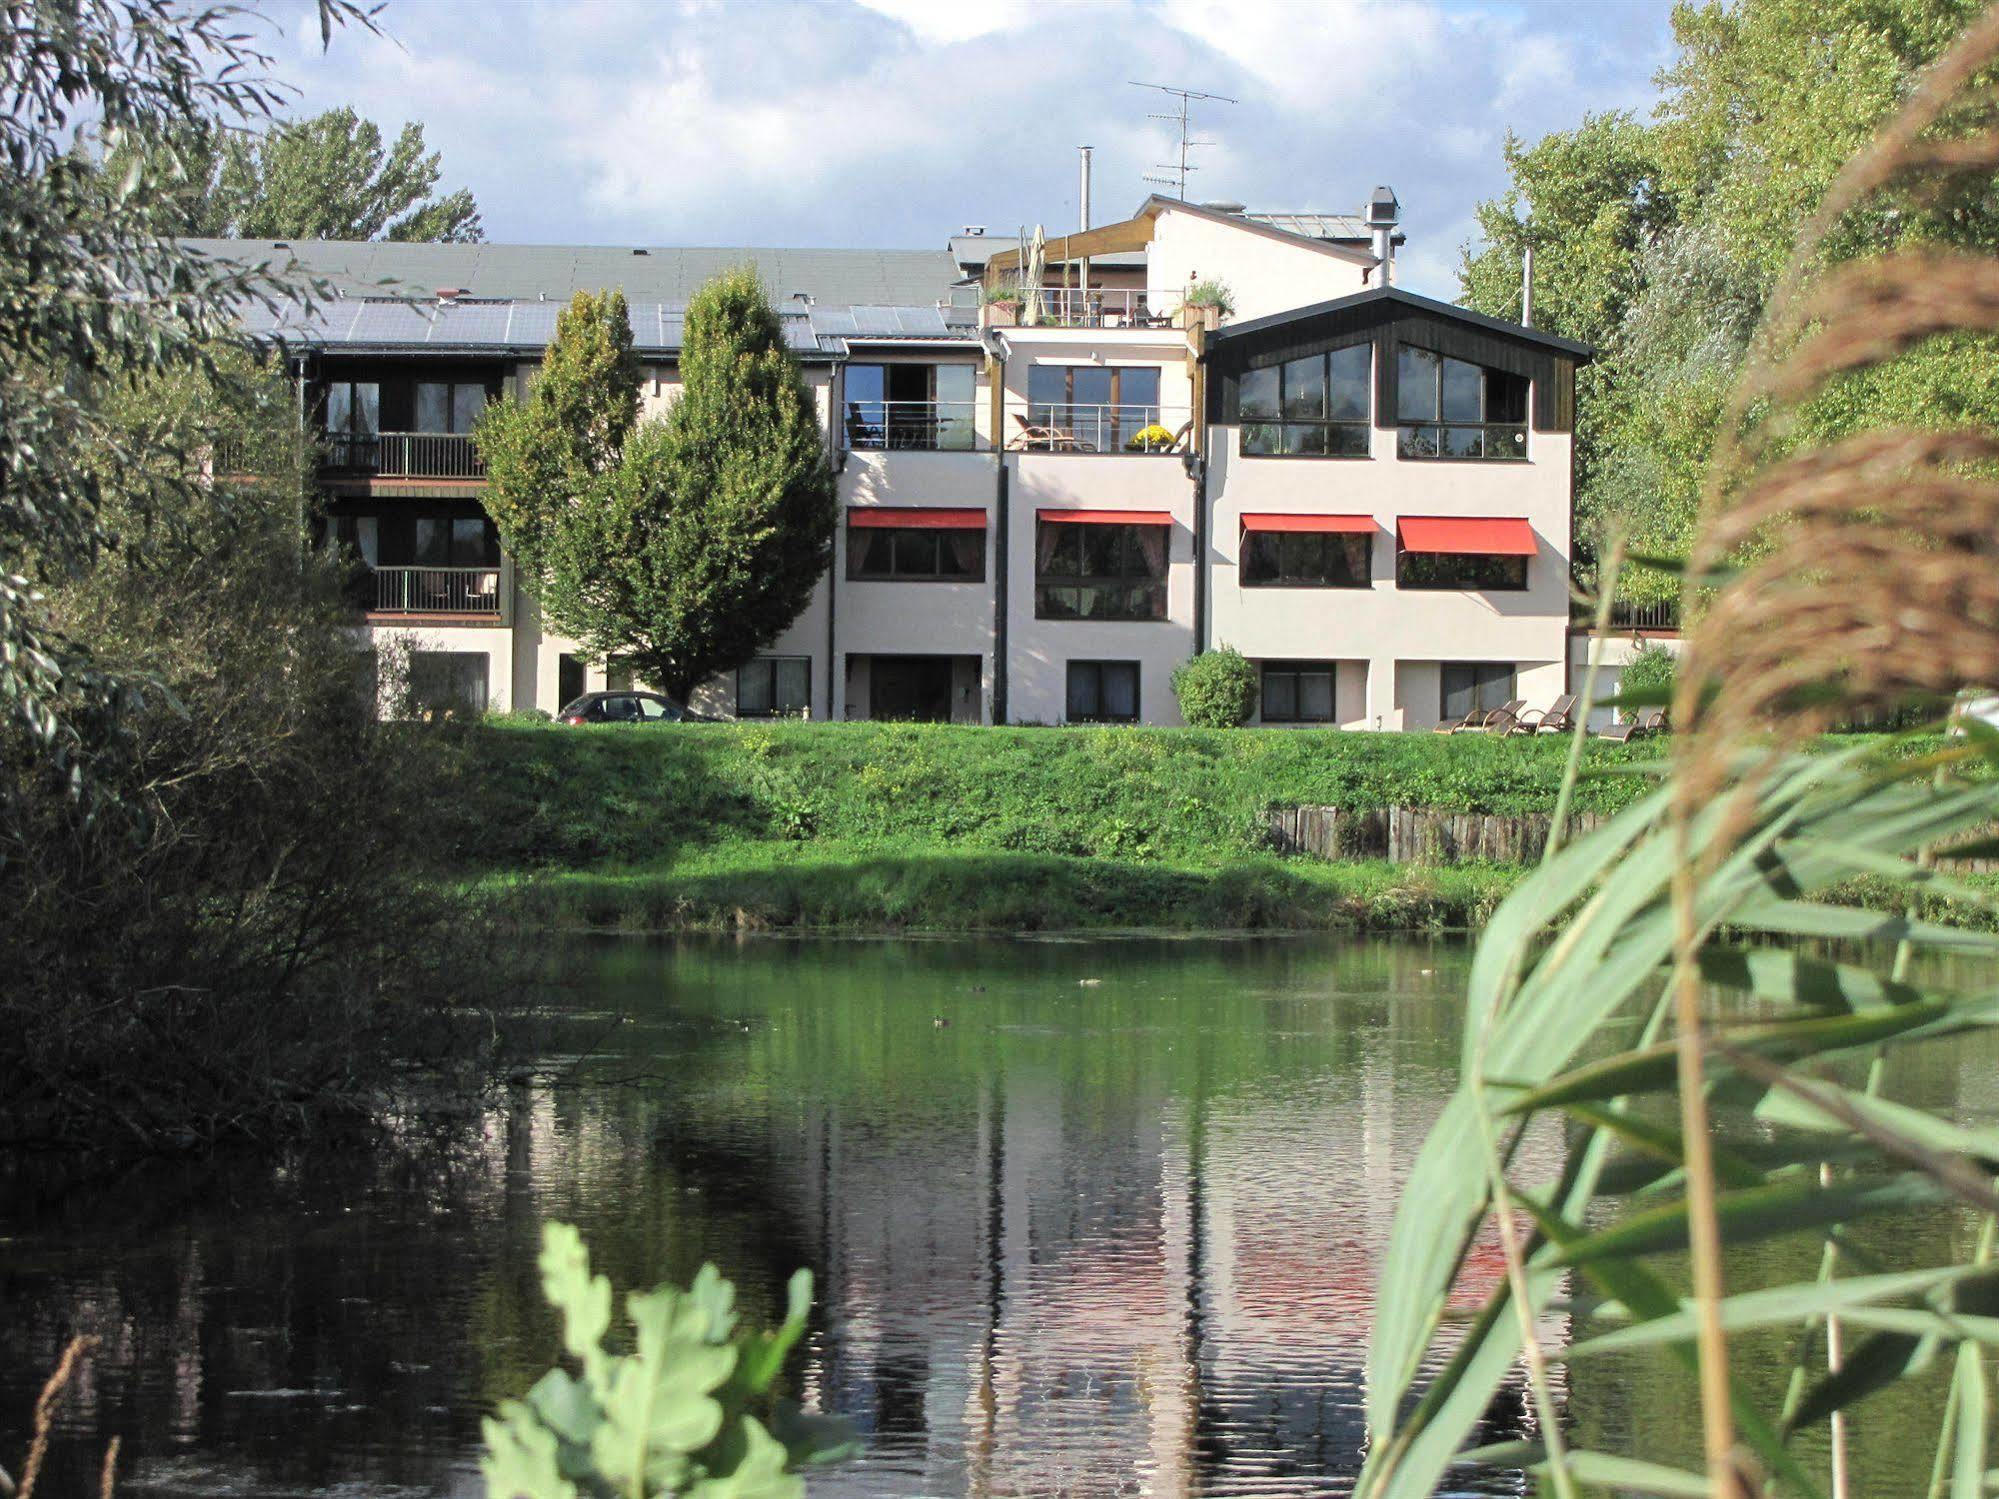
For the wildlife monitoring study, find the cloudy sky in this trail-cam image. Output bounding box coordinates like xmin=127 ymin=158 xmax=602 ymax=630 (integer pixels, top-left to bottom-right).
xmin=273 ymin=0 xmax=1676 ymax=296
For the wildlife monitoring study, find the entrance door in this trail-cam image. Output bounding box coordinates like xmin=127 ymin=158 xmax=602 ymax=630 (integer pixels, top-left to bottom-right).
xmin=871 ymin=656 xmax=953 ymax=722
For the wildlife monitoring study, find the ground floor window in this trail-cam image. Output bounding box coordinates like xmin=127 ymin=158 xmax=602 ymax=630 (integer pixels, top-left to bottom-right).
xmin=1066 ymin=660 xmax=1139 ymax=723
xmin=558 ymin=653 xmax=586 ymax=708
xmin=409 ymin=651 xmax=489 ymax=718
xmin=1397 ymin=550 xmax=1528 ymax=591
xmin=738 ymin=656 xmax=811 ymax=717
xmin=1260 ymin=662 xmax=1336 ymax=723
xmin=1441 ymin=662 xmax=1516 ymax=722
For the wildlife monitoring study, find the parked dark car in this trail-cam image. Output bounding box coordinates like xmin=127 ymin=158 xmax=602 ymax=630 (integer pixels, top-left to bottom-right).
xmin=558 ymin=691 xmax=700 ymax=725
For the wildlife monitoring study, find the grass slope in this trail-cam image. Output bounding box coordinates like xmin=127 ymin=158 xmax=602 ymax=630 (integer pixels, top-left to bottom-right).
xmin=448 ymin=721 xmax=1675 ymax=933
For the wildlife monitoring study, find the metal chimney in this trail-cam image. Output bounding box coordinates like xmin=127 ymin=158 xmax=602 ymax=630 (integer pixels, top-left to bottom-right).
xmin=1078 ymin=145 xmax=1094 ymax=290
xmin=1364 ymin=185 xmax=1400 ymax=286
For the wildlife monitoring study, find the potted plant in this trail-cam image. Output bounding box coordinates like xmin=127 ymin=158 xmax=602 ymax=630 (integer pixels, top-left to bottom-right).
xmin=981 ymin=279 xmax=1027 ymax=327
xmin=1181 ymin=278 xmax=1235 ymax=330
xmin=1125 ymin=422 xmax=1179 ymax=453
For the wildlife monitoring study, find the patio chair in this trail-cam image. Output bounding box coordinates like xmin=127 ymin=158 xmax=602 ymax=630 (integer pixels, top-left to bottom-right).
xmin=1595 ymin=706 xmax=1666 ymax=743
xmin=1435 ymin=698 xmax=1526 ymax=734
xmin=1517 ymin=693 xmax=1580 ymax=736
xmin=1009 ymin=412 xmax=1095 ymax=452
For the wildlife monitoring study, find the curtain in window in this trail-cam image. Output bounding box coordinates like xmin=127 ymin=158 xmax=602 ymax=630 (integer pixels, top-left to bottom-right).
xmin=1133 ymin=524 xmax=1168 ymax=578
xmin=1036 ymin=521 xmax=1064 ymax=573
xmin=946 ymin=529 xmax=983 ymax=576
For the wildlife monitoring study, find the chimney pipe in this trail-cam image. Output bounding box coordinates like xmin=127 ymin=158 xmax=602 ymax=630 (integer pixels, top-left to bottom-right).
xmin=1364 ymin=185 xmax=1400 ymax=288
xmin=1078 ymin=145 xmax=1093 ymax=292
xmin=1521 ymin=243 xmax=1534 ymax=327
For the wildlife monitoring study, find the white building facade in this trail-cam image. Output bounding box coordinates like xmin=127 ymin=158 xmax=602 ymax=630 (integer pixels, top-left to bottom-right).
xmin=224 ymin=194 xmax=1595 ymax=731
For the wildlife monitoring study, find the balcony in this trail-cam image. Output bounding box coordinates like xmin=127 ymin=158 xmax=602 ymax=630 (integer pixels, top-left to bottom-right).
xmin=326 ymin=432 xmax=485 ymax=481
xmin=369 ymin=566 xmax=502 ymax=617
xmin=843 ymin=400 xmax=978 ymax=452
xmin=1602 ymin=598 xmax=1681 ymax=631
xmin=1396 ymin=423 xmax=1528 ymax=462
xmin=998 ymin=289 xmax=1186 ymax=330
xmin=1010 ymin=404 xmax=1190 ymax=454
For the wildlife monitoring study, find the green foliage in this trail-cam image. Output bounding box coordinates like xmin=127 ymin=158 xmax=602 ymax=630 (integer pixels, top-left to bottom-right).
xmin=482 ymin=1222 xmax=851 ymax=1499
xmin=478 ymin=274 xmax=835 ymax=701
xmin=1184 ymin=279 xmax=1235 ymax=315
xmin=1618 ymin=641 xmax=1678 ymax=705
xmin=101 ymin=106 xmax=483 ymax=242
xmin=1171 ymin=648 xmax=1259 ymax=727
xmin=1458 ymin=0 xmax=1999 ymax=596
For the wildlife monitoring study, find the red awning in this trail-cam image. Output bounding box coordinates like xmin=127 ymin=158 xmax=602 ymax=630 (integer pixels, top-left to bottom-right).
xmin=1241 ymin=512 xmax=1375 ymax=534
xmin=1036 ymin=508 xmax=1174 ymax=525
xmin=1397 ymin=516 xmax=1537 ymax=556
xmin=847 ymin=507 xmax=986 ymax=529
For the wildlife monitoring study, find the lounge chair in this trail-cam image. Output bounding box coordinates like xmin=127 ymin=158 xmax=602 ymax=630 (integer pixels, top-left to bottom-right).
xmin=1517 ymin=693 xmax=1580 ymax=735
xmin=1009 ymin=412 xmax=1095 ymax=452
xmin=1435 ymin=698 xmax=1526 ymax=735
xmin=1596 ymin=706 xmax=1666 ymax=742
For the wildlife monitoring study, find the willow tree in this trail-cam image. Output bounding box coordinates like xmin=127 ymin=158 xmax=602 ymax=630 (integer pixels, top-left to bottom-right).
xmin=479 ymin=271 xmax=835 ymax=702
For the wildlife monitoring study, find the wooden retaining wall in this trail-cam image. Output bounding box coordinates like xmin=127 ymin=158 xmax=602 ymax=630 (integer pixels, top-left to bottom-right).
xmin=1267 ymin=806 xmax=1611 ymax=866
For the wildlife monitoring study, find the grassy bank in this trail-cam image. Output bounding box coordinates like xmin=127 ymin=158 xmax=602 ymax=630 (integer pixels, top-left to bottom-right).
xmin=445 ymin=721 xmax=1975 ymax=934
xmin=447 ymin=720 xmax=1664 ymax=932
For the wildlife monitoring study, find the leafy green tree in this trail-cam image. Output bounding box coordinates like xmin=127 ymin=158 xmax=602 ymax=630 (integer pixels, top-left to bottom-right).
xmin=103 ymin=106 xmax=482 ymax=242
xmin=479 ymin=272 xmax=837 ymax=703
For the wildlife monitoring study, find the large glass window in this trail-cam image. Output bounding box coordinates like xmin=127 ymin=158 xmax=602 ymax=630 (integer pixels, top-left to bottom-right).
xmin=1241 ymin=530 xmax=1371 ymax=588
xmin=844 ymin=363 xmax=975 ymax=450
xmin=376 ymin=511 xmax=500 ymax=569
xmin=1026 ymin=365 xmax=1164 ymax=451
xmin=415 ymin=381 xmax=488 ymax=434
xmin=1395 ymin=346 xmax=1528 ymax=460
xmin=1066 ymin=660 xmax=1139 ymax=723
xmin=737 ymin=657 xmax=811 ymax=718
xmin=325 ymin=380 xmax=380 ymax=467
xmin=1035 ymin=521 xmax=1169 ymax=620
xmin=1396 ymin=549 xmax=1529 ymax=591
xmin=847 ymin=523 xmax=985 ymax=581
xmin=1441 ymin=663 xmax=1517 ymax=722
xmin=408 ymin=651 xmax=489 ymax=717
xmin=1260 ymin=662 xmax=1337 ymax=723
xmin=1240 ymin=345 xmax=1370 ymax=456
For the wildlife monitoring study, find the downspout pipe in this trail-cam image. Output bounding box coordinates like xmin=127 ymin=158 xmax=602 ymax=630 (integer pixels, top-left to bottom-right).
xmin=825 ymin=355 xmax=844 ymax=721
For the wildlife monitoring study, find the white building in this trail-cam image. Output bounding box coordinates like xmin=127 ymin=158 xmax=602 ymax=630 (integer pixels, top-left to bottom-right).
xmin=218 ymin=192 xmax=1596 ymax=730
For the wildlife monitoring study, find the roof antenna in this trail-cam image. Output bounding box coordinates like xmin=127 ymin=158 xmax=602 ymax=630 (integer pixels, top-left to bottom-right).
xmin=1130 ymin=81 xmax=1235 ymax=200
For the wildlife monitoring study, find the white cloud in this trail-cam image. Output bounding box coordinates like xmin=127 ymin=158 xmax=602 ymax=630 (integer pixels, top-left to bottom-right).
xmin=268 ymin=0 xmax=1674 ymax=296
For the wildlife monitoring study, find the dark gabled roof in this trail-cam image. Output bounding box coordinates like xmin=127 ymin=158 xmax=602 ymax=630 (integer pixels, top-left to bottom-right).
xmin=1205 ymin=284 xmax=1594 ymax=361
xmin=181 ymin=238 xmax=961 ymax=308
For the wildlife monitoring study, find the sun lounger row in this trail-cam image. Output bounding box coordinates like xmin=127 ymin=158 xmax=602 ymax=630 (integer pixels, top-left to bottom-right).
xmin=1433 ymin=695 xmax=1668 ymax=739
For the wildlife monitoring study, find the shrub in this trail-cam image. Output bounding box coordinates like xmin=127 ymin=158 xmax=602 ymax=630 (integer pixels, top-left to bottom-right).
xmin=483 ymin=1222 xmax=852 ymax=1498
xmin=1619 ymin=640 xmax=1678 ymax=707
xmin=1172 ymin=648 xmax=1259 ymax=727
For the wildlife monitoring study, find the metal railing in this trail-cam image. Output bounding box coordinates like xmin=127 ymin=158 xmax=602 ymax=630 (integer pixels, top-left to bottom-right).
xmin=1604 ymin=598 xmax=1681 ymax=631
xmin=326 ymin=431 xmax=485 ymax=480
xmin=371 ymin=566 xmax=502 ymax=615
xmin=1009 ymin=288 xmax=1185 ymax=329
xmin=1396 ymin=422 xmax=1528 ymax=461
xmin=1012 ymin=404 xmax=1189 ymax=454
xmin=843 ymin=400 xmax=977 ymax=452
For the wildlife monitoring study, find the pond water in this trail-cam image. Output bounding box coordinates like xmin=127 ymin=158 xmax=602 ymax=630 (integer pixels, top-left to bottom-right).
xmin=0 ymin=934 xmax=1989 ymax=1496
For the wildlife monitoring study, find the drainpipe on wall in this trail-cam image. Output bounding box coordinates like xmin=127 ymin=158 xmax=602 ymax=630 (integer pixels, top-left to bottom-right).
xmin=1190 ymin=451 xmax=1209 ymax=654
xmin=990 ymin=339 xmax=1010 ymax=726
xmin=825 ymin=358 xmax=842 ymax=722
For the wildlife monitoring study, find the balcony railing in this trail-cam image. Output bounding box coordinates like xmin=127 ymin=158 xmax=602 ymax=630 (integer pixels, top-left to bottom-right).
xmin=370 ymin=566 xmax=502 ymax=616
xmin=326 ymin=431 xmax=485 ymax=480
xmin=1012 ymin=404 xmax=1189 ymax=454
xmin=843 ymin=400 xmax=977 ymax=452
xmin=1396 ymin=423 xmax=1528 ymax=462
xmin=1605 ymin=598 xmax=1681 ymax=631
xmin=1010 ymin=288 xmax=1184 ymax=329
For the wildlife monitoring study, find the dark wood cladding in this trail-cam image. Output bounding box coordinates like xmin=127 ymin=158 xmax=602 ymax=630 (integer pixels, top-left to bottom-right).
xmin=1207 ymin=301 xmax=1578 ymax=434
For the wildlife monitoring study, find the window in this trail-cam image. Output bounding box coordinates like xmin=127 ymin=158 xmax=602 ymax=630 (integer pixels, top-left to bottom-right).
xmin=325 ymin=380 xmax=380 ymax=467
xmin=738 ymin=656 xmax=811 ymax=718
xmin=1027 ymin=365 xmax=1163 ymax=451
xmin=1035 ymin=521 xmax=1169 ymax=620
xmin=1261 ymin=662 xmax=1337 ymax=723
xmin=376 ymin=512 xmax=500 ymax=569
xmin=1395 ymin=346 xmax=1528 ymax=460
xmin=1441 ymin=663 xmax=1517 ymax=723
xmin=1066 ymin=660 xmax=1139 ymax=723
xmin=1396 ymin=549 xmax=1529 ymax=591
xmin=409 ymin=651 xmax=489 ymax=717
xmin=844 ymin=363 xmax=975 ymax=450
xmin=1241 ymin=345 xmax=1370 ymax=456
xmin=558 ymin=653 xmax=586 ymax=709
xmin=847 ymin=524 xmax=985 ymax=581
xmin=415 ymin=381 xmax=488 ymax=434
xmin=1242 ymin=530 xmax=1371 ymax=588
